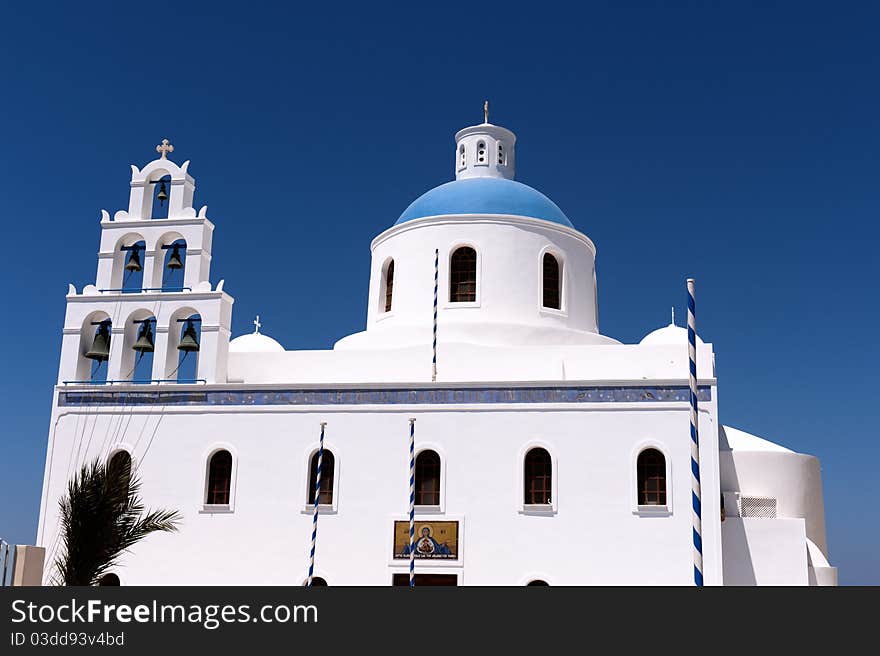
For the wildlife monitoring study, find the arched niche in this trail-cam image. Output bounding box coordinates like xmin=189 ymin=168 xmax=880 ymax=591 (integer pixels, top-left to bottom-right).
xmin=128 ymin=158 xmax=194 ymax=220
xmin=120 ymin=308 xmax=157 ymax=383
xmin=110 ymin=233 xmax=147 ymax=292
xmin=152 ymin=232 xmax=187 ymax=291
xmin=77 ymin=310 xmax=112 ymax=382
xmin=165 ymin=307 xmax=201 ymax=382
xmin=150 ymin=174 xmax=172 ymax=220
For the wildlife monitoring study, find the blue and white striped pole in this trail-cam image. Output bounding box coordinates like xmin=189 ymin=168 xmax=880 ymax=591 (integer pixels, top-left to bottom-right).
xmin=687 ymin=279 xmax=704 ymax=587
xmin=432 ymin=249 xmax=438 ymax=382
xmin=307 ymin=421 xmax=326 ymax=588
xmin=408 ymin=418 xmax=416 ymax=587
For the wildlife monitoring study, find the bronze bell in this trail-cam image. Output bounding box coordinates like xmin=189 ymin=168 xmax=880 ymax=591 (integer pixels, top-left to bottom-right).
xmin=132 ymin=321 xmax=155 ymax=353
xmin=157 ymin=180 xmax=169 ymax=205
xmin=124 ymin=247 xmax=142 ymax=273
xmin=166 ymin=244 xmax=183 ymax=270
xmin=178 ymin=320 xmax=200 ymax=352
xmin=85 ymin=323 xmax=111 ymax=361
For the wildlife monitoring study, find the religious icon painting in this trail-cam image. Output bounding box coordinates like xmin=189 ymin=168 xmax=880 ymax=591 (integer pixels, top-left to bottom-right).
xmin=393 ymin=521 xmax=459 ymax=560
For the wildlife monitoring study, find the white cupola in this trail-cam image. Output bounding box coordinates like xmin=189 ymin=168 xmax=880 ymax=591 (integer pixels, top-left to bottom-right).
xmin=454 ymin=101 xmax=516 ymax=180
xmin=335 ymin=107 xmax=621 ymax=355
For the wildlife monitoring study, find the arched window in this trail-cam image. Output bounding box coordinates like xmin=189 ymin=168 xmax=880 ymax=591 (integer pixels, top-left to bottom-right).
xmin=459 ymin=144 xmax=466 ymax=169
xmin=524 ymin=448 xmax=552 ymax=505
xmin=542 ymin=253 xmax=561 ymax=310
xmin=637 ymin=449 xmax=666 ymax=506
xmin=383 ymin=260 xmax=394 ymax=313
xmin=308 ymin=450 xmax=335 ymax=505
xmin=415 ymin=450 xmax=440 ymax=506
xmin=527 ymin=579 xmax=549 ymax=586
xmin=309 ymin=577 xmax=328 ymax=586
xmin=108 ymin=450 xmax=132 ymax=490
xmin=449 ymin=247 xmax=477 ymax=303
xmin=477 ymin=140 xmax=487 ymax=164
xmin=97 ymin=573 xmax=120 ymax=586
xmin=206 ymin=450 xmax=233 ymax=505
xmin=497 ymin=142 xmax=505 ymax=165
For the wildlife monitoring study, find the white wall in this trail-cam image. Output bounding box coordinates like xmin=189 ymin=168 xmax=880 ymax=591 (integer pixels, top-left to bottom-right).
xmin=229 ymin=342 xmax=717 ymax=385
xmin=38 ymin=398 xmax=722 ymax=586
xmin=721 ymin=518 xmax=808 ymax=585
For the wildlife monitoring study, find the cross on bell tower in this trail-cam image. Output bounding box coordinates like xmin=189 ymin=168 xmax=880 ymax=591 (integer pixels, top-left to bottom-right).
xmin=156 ymin=138 xmax=174 ymax=159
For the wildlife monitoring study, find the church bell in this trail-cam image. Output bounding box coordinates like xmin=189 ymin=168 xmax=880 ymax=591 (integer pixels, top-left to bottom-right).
xmin=166 ymin=243 xmax=183 ymax=270
xmin=124 ymin=247 xmax=142 ymax=272
xmin=157 ymin=180 xmax=169 ymax=205
xmin=85 ymin=323 xmax=111 ymax=362
xmin=178 ymin=320 xmax=200 ymax=352
xmin=132 ymin=321 xmax=155 ymax=353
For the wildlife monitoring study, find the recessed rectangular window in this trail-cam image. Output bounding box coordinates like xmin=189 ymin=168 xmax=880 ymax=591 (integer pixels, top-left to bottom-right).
xmin=542 ymin=253 xmax=561 ymax=310
xmin=637 ymin=449 xmax=666 ymax=506
xmin=450 ymin=247 xmax=477 ymax=303
xmin=524 ymin=448 xmax=552 ymax=505
xmin=415 ymin=450 xmax=440 ymax=506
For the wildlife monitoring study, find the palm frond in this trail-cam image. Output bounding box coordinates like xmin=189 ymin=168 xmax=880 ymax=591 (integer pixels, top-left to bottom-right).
xmin=53 ymin=457 xmax=181 ymax=586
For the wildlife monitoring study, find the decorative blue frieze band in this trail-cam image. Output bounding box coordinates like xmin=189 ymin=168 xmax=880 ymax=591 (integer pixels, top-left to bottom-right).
xmin=58 ymin=385 xmax=712 ymax=408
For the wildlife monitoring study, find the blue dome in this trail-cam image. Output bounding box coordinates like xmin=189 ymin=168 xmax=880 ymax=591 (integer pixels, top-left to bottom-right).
xmin=395 ymin=177 xmax=573 ymax=227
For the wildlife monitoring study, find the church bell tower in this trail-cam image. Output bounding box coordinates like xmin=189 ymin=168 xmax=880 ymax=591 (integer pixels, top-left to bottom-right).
xmin=57 ymin=140 xmax=234 ymax=385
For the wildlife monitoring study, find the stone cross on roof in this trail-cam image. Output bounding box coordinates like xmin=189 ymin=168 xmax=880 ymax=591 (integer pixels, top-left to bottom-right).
xmin=253 ymin=315 xmax=261 ymax=334
xmin=156 ymin=138 xmax=174 ymax=159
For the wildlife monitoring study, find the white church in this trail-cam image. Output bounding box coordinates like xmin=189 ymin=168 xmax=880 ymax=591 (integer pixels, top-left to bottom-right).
xmin=37 ymin=112 xmax=836 ymax=585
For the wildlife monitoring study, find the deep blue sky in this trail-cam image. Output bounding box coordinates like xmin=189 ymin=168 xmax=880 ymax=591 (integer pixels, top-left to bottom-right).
xmin=0 ymin=2 xmax=877 ymax=584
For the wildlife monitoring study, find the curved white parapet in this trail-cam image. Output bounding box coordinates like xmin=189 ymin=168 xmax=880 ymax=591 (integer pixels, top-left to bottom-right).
xmin=807 ymin=538 xmax=838 ymax=586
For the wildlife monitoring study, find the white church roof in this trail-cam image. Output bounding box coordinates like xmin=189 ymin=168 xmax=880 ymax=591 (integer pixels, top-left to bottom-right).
xmin=229 ymin=332 xmax=284 ymax=353
xmin=640 ymin=322 xmax=705 ymax=346
xmin=720 ymin=425 xmax=794 ymax=453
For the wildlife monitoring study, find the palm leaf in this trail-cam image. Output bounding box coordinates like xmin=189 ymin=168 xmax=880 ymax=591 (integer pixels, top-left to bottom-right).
xmin=53 ymin=457 xmax=180 ymax=586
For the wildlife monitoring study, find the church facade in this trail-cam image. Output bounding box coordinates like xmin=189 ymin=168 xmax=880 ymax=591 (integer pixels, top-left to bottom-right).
xmin=36 ymin=116 xmax=836 ymax=585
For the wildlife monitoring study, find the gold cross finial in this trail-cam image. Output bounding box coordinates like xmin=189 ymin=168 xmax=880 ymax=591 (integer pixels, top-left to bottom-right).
xmin=483 ymin=100 xmax=489 ymax=124
xmin=156 ymin=138 xmax=174 ymax=159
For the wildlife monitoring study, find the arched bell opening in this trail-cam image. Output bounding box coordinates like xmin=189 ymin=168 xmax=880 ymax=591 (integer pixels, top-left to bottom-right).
xmin=165 ymin=309 xmax=201 ymax=382
xmin=153 ymin=233 xmax=187 ymax=292
xmin=78 ymin=311 xmax=112 ymax=382
xmin=120 ymin=309 xmax=157 ymax=383
xmin=150 ymin=174 xmax=172 ymax=220
xmin=110 ymin=234 xmax=147 ymax=292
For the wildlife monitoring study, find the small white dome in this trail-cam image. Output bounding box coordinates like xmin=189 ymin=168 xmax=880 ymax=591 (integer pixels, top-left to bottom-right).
xmin=639 ymin=322 xmax=705 ymax=346
xmin=229 ymin=332 xmax=284 ymax=353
